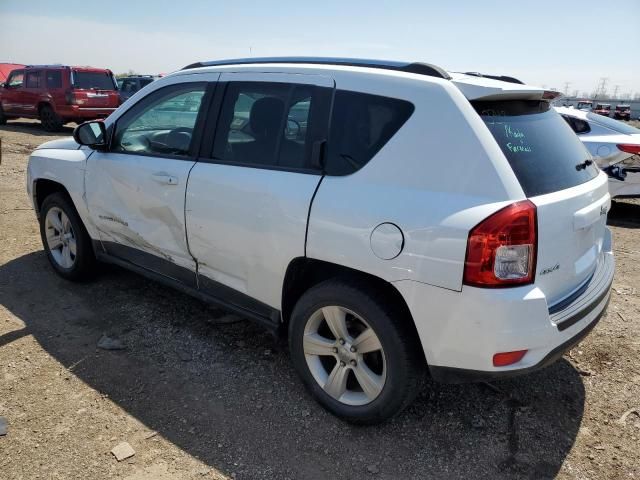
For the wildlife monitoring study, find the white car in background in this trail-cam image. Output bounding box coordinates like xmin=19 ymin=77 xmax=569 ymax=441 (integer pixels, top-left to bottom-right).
xmin=555 ymin=106 xmax=640 ymax=198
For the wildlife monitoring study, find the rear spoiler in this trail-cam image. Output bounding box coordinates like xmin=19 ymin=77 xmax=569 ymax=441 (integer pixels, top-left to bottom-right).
xmin=449 ymin=72 xmax=559 ymax=101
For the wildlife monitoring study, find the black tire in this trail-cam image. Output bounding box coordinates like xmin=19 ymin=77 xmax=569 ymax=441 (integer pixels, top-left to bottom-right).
xmin=0 ymin=105 xmax=7 ymax=125
xmin=289 ymin=279 xmax=424 ymax=424
xmin=39 ymin=192 xmax=96 ymax=281
xmin=40 ymin=105 xmax=63 ymax=132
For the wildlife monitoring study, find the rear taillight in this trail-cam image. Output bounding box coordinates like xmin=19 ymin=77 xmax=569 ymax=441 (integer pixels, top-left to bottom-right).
xmin=617 ymin=144 xmax=640 ymax=155
xmin=463 ymin=200 xmax=537 ymax=287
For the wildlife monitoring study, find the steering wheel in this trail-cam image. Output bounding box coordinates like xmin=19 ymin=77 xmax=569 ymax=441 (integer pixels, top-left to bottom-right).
xmin=147 ymin=127 xmax=194 ymax=154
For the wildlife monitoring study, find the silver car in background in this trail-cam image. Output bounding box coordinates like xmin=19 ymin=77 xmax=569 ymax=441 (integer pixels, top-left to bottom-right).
xmin=556 ymin=106 xmax=640 ymax=198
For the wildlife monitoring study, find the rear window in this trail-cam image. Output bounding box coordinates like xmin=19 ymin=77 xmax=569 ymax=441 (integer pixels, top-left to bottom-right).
xmin=475 ymin=100 xmax=599 ymax=197
xmin=324 ymin=90 xmax=414 ymax=175
xmin=72 ymin=71 xmax=116 ymax=90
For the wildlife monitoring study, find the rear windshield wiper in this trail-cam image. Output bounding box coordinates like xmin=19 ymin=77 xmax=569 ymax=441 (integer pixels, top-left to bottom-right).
xmin=575 ymin=159 xmax=594 ymax=171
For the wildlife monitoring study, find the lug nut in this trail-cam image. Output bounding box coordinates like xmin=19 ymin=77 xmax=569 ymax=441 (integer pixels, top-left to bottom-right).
xmin=332 ymin=347 xmax=338 ymax=353
xmin=339 ymin=338 xmax=345 ymax=345
xmin=350 ymin=346 xmax=356 ymax=353
xmin=350 ymin=360 xmax=357 ymax=367
xmin=340 ymin=361 xmax=346 ymax=367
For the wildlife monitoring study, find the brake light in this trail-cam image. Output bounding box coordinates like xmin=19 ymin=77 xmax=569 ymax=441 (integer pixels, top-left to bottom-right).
xmin=542 ymin=90 xmax=561 ymax=100
xmin=617 ymin=144 xmax=640 ymax=155
xmin=463 ymin=200 xmax=537 ymax=287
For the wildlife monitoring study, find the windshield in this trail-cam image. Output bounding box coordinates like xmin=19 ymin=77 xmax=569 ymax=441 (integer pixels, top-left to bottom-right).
xmin=586 ymin=112 xmax=640 ymax=134
xmin=475 ymin=100 xmax=599 ymax=197
xmin=73 ymin=71 xmax=116 ymax=90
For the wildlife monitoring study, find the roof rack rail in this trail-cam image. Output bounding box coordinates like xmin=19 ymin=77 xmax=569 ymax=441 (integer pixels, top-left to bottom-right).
xmin=182 ymin=57 xmax=451 ymax=80
xmin=24 ymin=64 xmax=66 ymax=68
xmin=463 ymin=72 xmax=524 ymax=85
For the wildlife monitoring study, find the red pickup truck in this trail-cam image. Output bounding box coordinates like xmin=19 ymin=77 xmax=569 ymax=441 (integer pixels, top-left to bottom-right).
xmin=0 ymin=64 xmax=119 ymax=131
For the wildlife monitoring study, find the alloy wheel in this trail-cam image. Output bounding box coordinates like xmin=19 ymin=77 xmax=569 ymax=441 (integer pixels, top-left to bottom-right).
xmin=45 ymin=207 xmax=77 ymax=269
xmin=303 ymin=305 xmax=386 ymax=406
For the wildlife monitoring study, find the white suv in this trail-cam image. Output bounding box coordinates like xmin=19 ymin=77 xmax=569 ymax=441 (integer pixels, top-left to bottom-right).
xmin=27 ymin=58 xmax=614 ymax=424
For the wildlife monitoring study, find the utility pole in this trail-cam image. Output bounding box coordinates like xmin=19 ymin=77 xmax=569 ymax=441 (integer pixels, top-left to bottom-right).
xmin=563 ymin=82 xmax=571 ymax=96
xmin=594 ymin=77 xmax=608 ymax=100
xmin=612 ymin=85 xmax=620 ymax=99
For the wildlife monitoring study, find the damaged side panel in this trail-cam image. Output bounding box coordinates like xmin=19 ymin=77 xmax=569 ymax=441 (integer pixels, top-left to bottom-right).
xmin=84 ymin=152 xmax=197 ymax=283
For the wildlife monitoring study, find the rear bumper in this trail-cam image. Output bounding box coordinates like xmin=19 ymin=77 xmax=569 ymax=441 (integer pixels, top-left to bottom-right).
xmin=393 ymin=229 xmax=615 ymax=383
xmin=56 ymin=105 xmax=117 ymax=120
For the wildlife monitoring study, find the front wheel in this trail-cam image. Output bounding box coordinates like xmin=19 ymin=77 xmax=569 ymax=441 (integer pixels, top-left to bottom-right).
xmin=39 ymin=193 xmax=96 ymax=281
xmin=289 ymin=280 xmax=424 ymax=424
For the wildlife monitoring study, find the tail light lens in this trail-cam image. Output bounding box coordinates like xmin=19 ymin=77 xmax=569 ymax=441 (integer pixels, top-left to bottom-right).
xmin=463 ymin=200 xmax=537 ymax=287
xmin=617 ymin=144 xmax=640 ymax=155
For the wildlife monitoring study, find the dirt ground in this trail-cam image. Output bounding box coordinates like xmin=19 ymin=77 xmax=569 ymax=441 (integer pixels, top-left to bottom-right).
xmin=1 ymin=119 xmax=639 ymax=480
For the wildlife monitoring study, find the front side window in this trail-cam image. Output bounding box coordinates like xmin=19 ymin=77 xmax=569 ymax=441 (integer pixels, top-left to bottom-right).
xmin=112 ymin=83 xmax=206 ymax=157
xmin=46 ymin=71 xmax=62 ymax=88
xmin=324 ymin=90 xmax=414 ymax=175
xmin=6 ymin=70 xmax=24 ymax=88
xmin=25 ymin=71 xmax=41 ymax=88
xmin=212 ymin=81 xmax=330 ymax=170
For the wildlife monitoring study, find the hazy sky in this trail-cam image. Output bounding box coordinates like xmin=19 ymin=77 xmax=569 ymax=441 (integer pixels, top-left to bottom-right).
xmin=1 ymin=0 xmax=638 ymax=96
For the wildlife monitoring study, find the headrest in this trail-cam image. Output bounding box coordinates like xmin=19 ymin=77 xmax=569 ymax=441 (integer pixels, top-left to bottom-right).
xmin=250 ymin=96 xmax=285 ymax=140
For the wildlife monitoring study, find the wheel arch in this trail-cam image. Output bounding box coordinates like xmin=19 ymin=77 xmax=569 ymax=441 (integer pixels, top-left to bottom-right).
xmin=33 ymin=178 xmax=73 ymax=218
xmin=281 ymin=257 xmax=421 ymax=348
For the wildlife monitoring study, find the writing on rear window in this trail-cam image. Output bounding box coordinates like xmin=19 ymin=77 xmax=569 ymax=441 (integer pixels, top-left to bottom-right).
xmin=504 ymin=125 xmax=532 ymax=153
xmin=474 ymin=100 xmax=598 ymax=197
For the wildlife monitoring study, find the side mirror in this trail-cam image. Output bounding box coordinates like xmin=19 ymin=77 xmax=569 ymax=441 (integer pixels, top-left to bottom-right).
xmin=73 ymin=121 xmax=107 ymax=149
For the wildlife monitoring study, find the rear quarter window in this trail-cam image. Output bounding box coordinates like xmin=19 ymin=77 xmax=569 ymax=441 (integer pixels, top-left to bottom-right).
xmin=475 ymin=100 xmax=599 ymax=197
xmin=324 ymin=90 xmax=414 ymax=176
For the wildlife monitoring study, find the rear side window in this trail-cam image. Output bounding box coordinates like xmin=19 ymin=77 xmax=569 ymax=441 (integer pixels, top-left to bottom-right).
xmin=475 ymin=100 xmax=599 ymax=197
xmin=561 ymin=115 xmax=591 ymax=134
xmin=46 ymin=70 xmax=62 ymax=88
xmin=212 ymin=81 xmax=331 ymax=171
xmin=72 ymin=71 xmax=116 ymax=90
xmin=25 ymin=71 xmax=41 ymax=88
xmin=324 ymin=90 xmax=414 ymax=175
xmin=140 ymin=78 xmax=154 ymax=88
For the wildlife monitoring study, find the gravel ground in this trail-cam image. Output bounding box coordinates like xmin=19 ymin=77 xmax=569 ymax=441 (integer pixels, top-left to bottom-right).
xmin=1 ymin=119 xmax=639 ymax=480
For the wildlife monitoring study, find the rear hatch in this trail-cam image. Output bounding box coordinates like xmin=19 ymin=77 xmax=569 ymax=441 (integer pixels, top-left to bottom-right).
xmin=454 ymin=74 xmax=609 ymax=305
xmin=71 ymin=69 xmax=119 ymax=108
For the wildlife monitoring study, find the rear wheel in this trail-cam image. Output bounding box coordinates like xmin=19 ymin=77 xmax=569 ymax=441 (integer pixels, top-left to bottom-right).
xmin=289 ymin=279 xmax=423 ymax=424
xmin=40 ymin=105 xmax=63 ymax=132
xmin=0 ymin=106 xmax=7 ymax=125
xmin=39 ymin=193 xmax=96 ymax=281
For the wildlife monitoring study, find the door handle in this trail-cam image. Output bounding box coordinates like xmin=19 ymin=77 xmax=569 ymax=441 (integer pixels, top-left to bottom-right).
xmin=151 ymin=173 xmax=179 ymax=185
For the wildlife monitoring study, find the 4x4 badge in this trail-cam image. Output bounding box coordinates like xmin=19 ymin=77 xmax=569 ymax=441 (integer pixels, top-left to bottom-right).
xmin=540 ymin=264 xmax=560 ymax=275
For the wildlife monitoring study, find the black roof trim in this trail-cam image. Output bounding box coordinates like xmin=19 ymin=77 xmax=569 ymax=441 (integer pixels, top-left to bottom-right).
xmin=182 ymin=57 xmax=451 ymax=80
xmin=463 ymin=72 xmax=524 ymax=85
xmin=24 ymin=64 xmax=68 ymax=69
